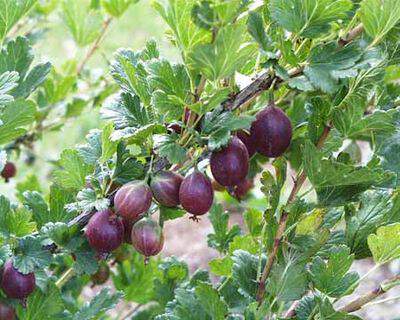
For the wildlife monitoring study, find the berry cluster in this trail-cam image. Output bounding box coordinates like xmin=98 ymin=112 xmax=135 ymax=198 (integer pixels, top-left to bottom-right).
xmin=85 ymin=104 xmax=292 ymax=261
xmin=0 ymin=104 xmax=291 ymax=317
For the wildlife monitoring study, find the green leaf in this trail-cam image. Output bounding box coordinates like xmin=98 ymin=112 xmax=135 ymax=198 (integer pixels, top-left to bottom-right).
xmin=346 ymin=190 xmax=400 ymax=258
xmin=159 ymin=206 xmax=186 ymax=222
xmin=247 ymin=11 xmax=270 ymax=52
xmin=17 ymin=282 xmax=64 ymax=320
xmin=61 ymin=0 xmax=103 ymax=47
xmin=72 ymin=241 xmax=99 ymax=275
xmin=195 ymin=282 xmax=228 ymax=320
xmin=332 ymin=106 xmax=395 ymax=140
xmin=113 ymin=250 xmax=160 ymax=304
xmin=296 ymin=295 xmax=361 ymax=320
xmin=111 ymin=49 xmax=151 ymax=104
xmin=209 ymin=256 xmax=233 ymax=277
xmin=100 ymin=123 xmax=117 ymax=163
xmin=243 ymin=208 xmax=263 ymax=237
xmin=0 ymin=71 xmax=19 ymax=105
xmin=101 ymin=0 xmax=138 ymax=17
xmin=304 ymin=42 xmax=362 ymax=93
xmin=154 ymin=256 xmax=189 ymax=307
xmin=203 ymin=107 xmax=255 ymax=151
xmin=53 ymin=149 xmax=92 ymax=191
xmin=148 ymin=59 xmax=190 ymax=121
xmin=155 ymin=133 xmax=187 ymax=164
xmin=0 ymin=0 xmax=37 ymax=41
xmin=207 ymin=204 xmax=241 ymax=253
xmin=0 ymin=37 xmax=51 ymax=98
xmin=49 ymin=184 xmax=77 ymax=223
xmin=114 ymin=142 xmax=145 ymax=184
xmin=359 ymin=0 xmax=400 ymax=47
xmin=152 ymin=0 xmax=209 ymax=53
xmin=13 ymin=236 xmax=52 ymax=274
xmin=188 ymin=24 xmax=256 ymax=81
xmin=40 ymin=222 xmax=75 ymax=247
xmin=0 ymin=196 xmax=36 ymax=238
xmin=102 ymin=93 xmax=165 ymax=143
xmin=0 ymin=99 xmax=36 ymax=145
xmin=22 ymin=191 xmax=50 ymax=228
xmin=68 ymin=288 xmax=123 ymax=320
xmin=66 ymin=188 xmax=110 ymax=213
xmin=269 ymin=0 xmax=353 ymax=38
xmin=303 ymin=140 xmax=387 ymax=204
xmin=16 ymin=174 xmax=41 ymax=202
xmin=231 ymin=250 xmax=260 ymax=300
xmin=309 ymin=245 xmax=359 ymax=297
xmin=368 ymin=223 xmax=400 ymax=264
xmin=269 ymin=261 xmax=307 ymax=302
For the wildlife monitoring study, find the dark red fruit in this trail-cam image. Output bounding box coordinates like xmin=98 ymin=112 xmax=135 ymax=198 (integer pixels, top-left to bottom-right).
xmin=114 ymin=181 xmax=152 ymax=222
xmin=1 ymin=162 xmax=16 ymax=182
xmin=150 ymin=171 xmax=183 ymax=207
xmin=91 ymin=263 xmax=110 ymax=285
xmin=85 ymin=209 xmax=124 ymax=254
xmin=1 ymin=261 xmax=35 ymax=300
xmin=131 ymin=218 xmax=164 ymax=259
xmin=179 ymin=170 xmax=214 ymax=216
xmin=236 ymin=130 xmax=257 ymax=158
xmin=250 ymin=104 xmax=292 ymax=157
xmin=167 ymin=122 xmax=182 ymax=134
xmin=122 ymin=218 xmax=133 ymax=244
xmin=0 ymin=302 xmax=15 ymax=320
xmin=210 ymin=136 xmax=249 ymax=187
xmin=231 ymin=178 xmax=254 ymax=200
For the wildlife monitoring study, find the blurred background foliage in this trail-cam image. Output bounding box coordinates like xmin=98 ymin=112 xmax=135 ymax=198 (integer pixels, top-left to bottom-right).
xmin=1 ymin=0 xmax=178 ymax=198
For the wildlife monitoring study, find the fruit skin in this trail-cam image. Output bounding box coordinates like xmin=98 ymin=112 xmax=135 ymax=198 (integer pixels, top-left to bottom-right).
xmin=231 ymin=178 xmax=254 ymax=200
xmin=122 ymin=218 xmax=133 ymax=244
xmin=91 ymin=263 xmax=110 ymax=285
xmin=131 ymin=218 xmax=164 ymax=258
xmin=85 ymin=209 xmax=124 ymax=254
xmin=179 ymin=171 xmax=214 ymax=216
xmin=114 ymin=181 xmax=152 ymax=222
xmin=150 ymin=171 xmax=183 ymax=207
xmin=210 ymin=136 xmax=249 ymax=187
xmin=250 ymin=105 xmax=292 ymax=157
xmin=1 ymin=261 xmax=35 ymax=300
xmin=1 ymin=162 xmax=16 ymax=182
xmin=0 ymin=302 xmax=15 ymax=320
xmin=236 ymin=130 xmax=257 ymax=158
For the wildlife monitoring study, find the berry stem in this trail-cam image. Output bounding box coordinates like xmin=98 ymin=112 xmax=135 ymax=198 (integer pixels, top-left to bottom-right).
xmin=55 ymin=268 xmax=75 ymax=289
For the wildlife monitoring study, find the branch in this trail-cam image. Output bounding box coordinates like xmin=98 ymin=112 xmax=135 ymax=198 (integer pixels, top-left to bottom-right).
xmin=339 ymin=274 xmax=400 ymax=313
xmin=76 ymin=17 xmax=113 ymax=75
xmin=256 ymin=125 xmax=331 ymax=306
xmin=255 ymin=22 xmax=365 ymax=307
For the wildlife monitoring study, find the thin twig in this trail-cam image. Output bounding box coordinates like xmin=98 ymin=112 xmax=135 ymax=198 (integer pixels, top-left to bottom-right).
xmin=339 ymin=275 xmax=400 ymax=313
xmin=256 ymin=125 xmax=331 ymax=306
xmin=76 ymin=17 xmax=113 ymax=75
xmin=256 ymin=22 xmax=365 ymax=309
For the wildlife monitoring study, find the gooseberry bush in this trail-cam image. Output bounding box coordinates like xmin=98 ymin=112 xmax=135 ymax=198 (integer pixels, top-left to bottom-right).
xmin=1 ymin=0 xmax=400 ymax=319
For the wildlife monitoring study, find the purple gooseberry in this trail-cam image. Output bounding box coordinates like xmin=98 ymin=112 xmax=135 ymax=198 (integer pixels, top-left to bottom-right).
xmin=210 ymin=136 xmax=249 ymax=187
xmin=131 ymin=218 xmax=164 ymax=260
xmin=1 ymin=162 xmax=16 ymax=182
xmin=0 ymin=302 xmax=15 ymax=320
xmin=236 ymin=130 xmax=257 ymax=158
xmin=114 ymin=181 xmax=152 ymax=222
xmin=85 ymin=209 xmax=124 ymax=254
xmin=179 ymin=170 xmax=214 ymax=216
xmin=150 ymin=171 xmax=183 ymax=207
xmin=1 ymin=261 xmax=35 ymax=300
xmin=250 ymin=104 xmax=292 ymax=157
